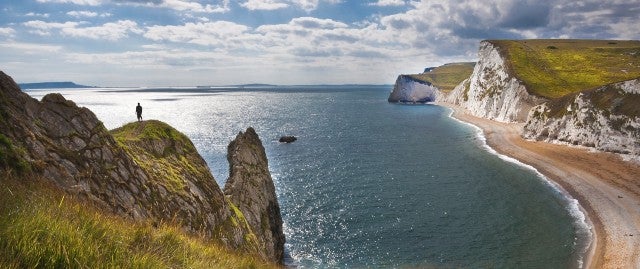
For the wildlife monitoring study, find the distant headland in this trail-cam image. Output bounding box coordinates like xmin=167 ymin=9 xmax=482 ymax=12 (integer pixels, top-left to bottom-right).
xmin=18 ymin=81 xmax=97 ymax=89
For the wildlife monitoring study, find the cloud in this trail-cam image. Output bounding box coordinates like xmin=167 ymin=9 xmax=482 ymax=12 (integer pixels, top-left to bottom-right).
xmin=144 ymin=21 xmax=250 ymax=46
xmin=0 ymin=42 xmax=63 ymax=53
xmin=36 ymin=0 xmax=103 ymax=5
xmin=67 ymin=10 xmax=112 ymax=17
xmin=63 ymin=20 xmax=142 ymax=40
xmin=24 ymin=20 xmax=142 ymax=40
xmin=241 ymin=0 xmax=289 ymax=11
xmin=369 ymin=0 xmax=405 ymax=7
xmin=37 ymin=0 xmax=230 ymax=13
xmin=239 ymin=0 xmax=339 ymax=12
xmin=0 ymin=27 xmax=16 ymax=37
xmin=25 ymin=12 xmax=51 ymax=18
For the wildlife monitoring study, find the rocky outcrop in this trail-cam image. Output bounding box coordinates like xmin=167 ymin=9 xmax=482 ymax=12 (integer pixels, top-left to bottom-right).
xmin=224 ymin=128 xmax=285 ymax=262
xmin=442 ymin=41 xmax=546 ymax=122
xmin=0 ymin=71 xmax=284 ymax=263
xmin=523 ymin=79 xmax=640 ymax=156
xmin=388 ymin=75 xmax=438 ymax=103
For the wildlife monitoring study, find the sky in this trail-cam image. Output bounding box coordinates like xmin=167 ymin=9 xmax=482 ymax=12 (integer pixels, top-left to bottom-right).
xmin=1 ymin=0 xmax=639 ymax=86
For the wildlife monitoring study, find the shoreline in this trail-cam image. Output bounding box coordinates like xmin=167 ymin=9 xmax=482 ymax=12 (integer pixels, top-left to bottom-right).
xmin=438 ymin=102 xmax=640 ymax=269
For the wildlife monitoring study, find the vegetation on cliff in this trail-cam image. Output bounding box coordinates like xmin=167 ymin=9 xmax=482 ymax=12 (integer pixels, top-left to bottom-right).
xmin=0 ymin=70 xmax=285 ymax=266
xmin=408 ymin=62 xmax=475 ymax=92
xmin=490 ymin=39 xmax=640 ymax=98
xmin=0 ymin=176 xmax=277 ymax=269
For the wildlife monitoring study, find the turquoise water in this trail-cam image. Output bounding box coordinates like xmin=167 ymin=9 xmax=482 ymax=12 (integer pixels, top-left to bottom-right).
xmin=27 ymin=86 xmax=588 ymax=268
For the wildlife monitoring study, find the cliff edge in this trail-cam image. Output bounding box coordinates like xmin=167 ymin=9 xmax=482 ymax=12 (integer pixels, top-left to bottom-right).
xmin=437 ymin=40 xmax=640 ymax=158
xmin=0 ymin=70 xmax=284 ymax=263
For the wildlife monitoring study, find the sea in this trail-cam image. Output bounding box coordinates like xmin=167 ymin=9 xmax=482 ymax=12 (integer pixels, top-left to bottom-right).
xmin=26 ymin=85 xmax=591 ymax=268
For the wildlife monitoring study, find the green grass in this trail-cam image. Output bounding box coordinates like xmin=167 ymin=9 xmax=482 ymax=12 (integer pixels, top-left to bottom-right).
xmin=0 ymin=177 xmax=278 ymax=269
xmin=0 ymin=133 xmax=30 ymax=174
xmin=544 ymin=82 xmax=640 ymax=121
xmin=110 ymin=120 xmax=207 ymax=193
xmin=490 ymin=39 xmax=640 ymax=98
xmin=408 ymin=62 xmax=475 ymax=92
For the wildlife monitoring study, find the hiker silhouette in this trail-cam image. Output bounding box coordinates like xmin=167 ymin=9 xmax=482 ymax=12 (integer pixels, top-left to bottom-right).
xmin=136 ymin=103 xmax=142 ymax=121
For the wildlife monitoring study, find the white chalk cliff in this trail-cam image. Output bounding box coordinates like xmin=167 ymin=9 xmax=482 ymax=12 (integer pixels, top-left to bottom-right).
xmin=522 ymin=79 xmax=640 ymax=156
xmin=435 ymin=40 xmax=640 ymax=158
xmin=388 ymin=75 xmax=438 ymax=103
xmin=442 ymin=41 xmax=546 ymax=122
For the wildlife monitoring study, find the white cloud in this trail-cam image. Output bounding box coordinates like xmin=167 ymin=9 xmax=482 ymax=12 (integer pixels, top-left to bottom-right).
xmin=369 ymin=0 xmax=405 ymax=6
xmin=144 ymin=21 xmax=250 ymax=46
xmin=240 ymin=0 xmax=339 ymax=12
xmin=0 ymin=42 xmax=63 ymax=53
xmin=24 ymin=20 xmax=141 ymax=40
xmin=25 ymin=12 xmax=51 ymax=18
xmin=36 ymin=0 xmax=103 ymax=5
xmin=160 ymin=0 xmax=230 ymax=13
xmin=23 ymin=20 xmax=81 ymax=36
xmin=67 ymin=10 xmax=112 ymax=17
xmin=0 ymin=27 xmax=16 ymax=37
xmin=64 ymin=20 xmax=142 ymax=40
xmin=241 ymin=0 xmax=289 ymax=11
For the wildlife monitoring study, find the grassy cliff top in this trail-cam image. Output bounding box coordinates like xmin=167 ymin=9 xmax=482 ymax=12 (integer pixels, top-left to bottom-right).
xmin=408 ymin=62 xmax=476 ymax=92
xmin=490 ymin=39 xmax=640 ymax=98
xmin=110 ymin=120 xmax=208 ymax=193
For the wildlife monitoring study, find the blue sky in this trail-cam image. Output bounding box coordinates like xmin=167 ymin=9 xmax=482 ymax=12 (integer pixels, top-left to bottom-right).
xmin=1 ymin=0 xmax=639 ymax=86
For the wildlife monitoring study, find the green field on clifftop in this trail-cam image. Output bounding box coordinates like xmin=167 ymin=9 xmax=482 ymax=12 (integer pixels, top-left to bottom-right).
xmin=490 ymin=39 xmax=640 ymax=98
xmin=408 ymin=62 xmax=476 ymax=92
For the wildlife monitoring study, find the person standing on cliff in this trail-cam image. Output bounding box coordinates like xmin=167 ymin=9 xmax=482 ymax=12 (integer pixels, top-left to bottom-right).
xmin=136 ymin=102 xmax=143 ymax=122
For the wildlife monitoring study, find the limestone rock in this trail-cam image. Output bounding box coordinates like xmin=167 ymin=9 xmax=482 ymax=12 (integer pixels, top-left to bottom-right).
xmin=523 ymin=79 xmax=640 ymax=157
xmin=224 ymin=127 xmax=285 ymax=263
xmin=388 ymin=75 xmax=438 ymax=103
xmin=441 ymin=41 xmax=547 ymax=122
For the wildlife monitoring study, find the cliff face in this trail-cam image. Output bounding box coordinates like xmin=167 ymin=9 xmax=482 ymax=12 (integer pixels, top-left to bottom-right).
xmin=443 ymin=41 xmax=546 ymax=122
xmin=0 ymin=71 xmax=284 ymax=263
xmin=388 ymin=75 xmax=438 ymax=103
xmin=523 ymin=79 xmax=640 ymax=156
xmin=224 ymin=128 xmax=285 ymax=262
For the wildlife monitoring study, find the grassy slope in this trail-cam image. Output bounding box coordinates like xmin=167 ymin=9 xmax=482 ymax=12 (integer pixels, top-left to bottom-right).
xmin=408 ymin=62 xmax=475 ymax=92
xmin=0 ymin=176 xmax=277 ymax=269
xmin=490 ymin=39 xmax=640 ymax=98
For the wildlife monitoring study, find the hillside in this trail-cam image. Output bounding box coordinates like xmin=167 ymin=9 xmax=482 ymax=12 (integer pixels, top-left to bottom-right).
xmin=0 ymin=70 xmax=284 ymax=266
xmin=490 ymin=39 xmax=640 ymax=98
xmin=0 ymin=177 xmax=278 ymax=268
xmin=408 ymin=62 xmax=476 ymax=92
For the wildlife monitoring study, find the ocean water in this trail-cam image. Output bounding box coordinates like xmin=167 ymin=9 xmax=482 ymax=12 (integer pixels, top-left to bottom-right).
xmin=27 ymin=85 xmax=588 ymax=268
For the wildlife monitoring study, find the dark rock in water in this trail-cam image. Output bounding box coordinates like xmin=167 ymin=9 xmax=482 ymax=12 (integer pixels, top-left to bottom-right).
xmin=279 ymin=136 xmax=297 ymax=143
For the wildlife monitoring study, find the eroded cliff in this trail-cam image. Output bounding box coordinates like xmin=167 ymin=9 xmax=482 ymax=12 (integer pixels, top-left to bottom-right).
xmin=442 ymin=41 xmax=547 ymax=122
xmin=0 ymin=70 xmax=284 ymax=263
xmin=523 ymin=79 xmax=640 ymax=156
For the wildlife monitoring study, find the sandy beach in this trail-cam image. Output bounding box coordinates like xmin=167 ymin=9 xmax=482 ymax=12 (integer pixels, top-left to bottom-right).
xmin=440 ymin=103 xmax=640 ymax=269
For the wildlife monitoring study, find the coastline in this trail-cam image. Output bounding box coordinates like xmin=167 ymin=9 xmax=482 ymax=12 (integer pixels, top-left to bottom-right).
xmin=438 ymin=102 xmax=640 ymax=269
